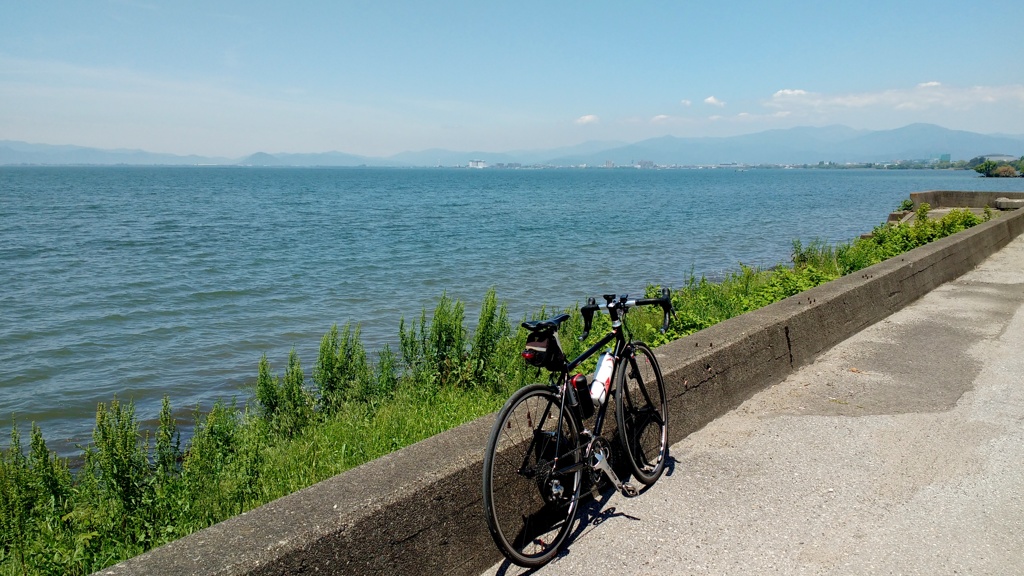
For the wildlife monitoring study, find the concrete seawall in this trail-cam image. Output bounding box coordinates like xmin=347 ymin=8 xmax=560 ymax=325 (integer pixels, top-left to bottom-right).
xmin=910 ymin=189 xmax=1024 ymax=209
xmin=98 ymin=197 xmax=1024 ymax=576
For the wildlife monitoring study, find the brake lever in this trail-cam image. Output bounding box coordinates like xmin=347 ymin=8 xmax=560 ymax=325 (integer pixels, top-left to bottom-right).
xmin=660 ymin=287 xmax=674 ymax=334
xmin=579 ymin=297 xmax=598 ymax=341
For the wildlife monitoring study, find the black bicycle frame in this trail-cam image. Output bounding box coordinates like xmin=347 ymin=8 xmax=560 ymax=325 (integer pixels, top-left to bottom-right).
xmin=541 ymin=289 xmax=672 ymax=480
xmin=549 ymin=320 xmax=632 ymax=478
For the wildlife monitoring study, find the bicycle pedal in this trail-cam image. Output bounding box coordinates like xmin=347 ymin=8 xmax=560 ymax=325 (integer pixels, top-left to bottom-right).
xmin=620 ymin=482 xmax=639 ymax=497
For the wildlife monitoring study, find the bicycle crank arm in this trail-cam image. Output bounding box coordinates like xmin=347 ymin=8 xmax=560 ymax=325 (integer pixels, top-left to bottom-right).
xmin=591 ymin=451 xmax=639 ymax=497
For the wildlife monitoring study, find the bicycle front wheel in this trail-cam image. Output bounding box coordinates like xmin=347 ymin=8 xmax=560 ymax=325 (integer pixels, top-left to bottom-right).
xmin=482 ymin=384 xmax=582 ymax=568
xmin=615 ymin=342 xmax=669 ymax=485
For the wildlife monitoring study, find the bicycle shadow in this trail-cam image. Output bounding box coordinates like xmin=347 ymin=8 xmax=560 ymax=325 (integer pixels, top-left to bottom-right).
xmin=491 ymin=454 xmax=678 ymax=575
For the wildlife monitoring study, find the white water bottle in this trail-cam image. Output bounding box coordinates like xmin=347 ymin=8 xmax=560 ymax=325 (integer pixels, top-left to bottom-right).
xmin=590 ymin=352 xmax=614 ymax=406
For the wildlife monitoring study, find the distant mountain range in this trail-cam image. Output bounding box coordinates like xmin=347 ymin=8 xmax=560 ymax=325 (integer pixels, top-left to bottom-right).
xmin=0 ymin=140 xmax=234 ymax=166
xmin=3 ymin=124 xmax=1023 ymax=167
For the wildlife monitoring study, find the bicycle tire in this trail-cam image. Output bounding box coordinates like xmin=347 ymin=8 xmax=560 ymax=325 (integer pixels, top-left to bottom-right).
xmin=614 ymin=342 xmax=669 ymax=485
xmin=482 ymin=384 xmax=582 ymax=568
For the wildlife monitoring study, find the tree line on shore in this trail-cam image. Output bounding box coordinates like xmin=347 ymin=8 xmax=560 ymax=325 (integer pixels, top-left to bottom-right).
xmin=970 ymin=155 xmax=1024 ymax=177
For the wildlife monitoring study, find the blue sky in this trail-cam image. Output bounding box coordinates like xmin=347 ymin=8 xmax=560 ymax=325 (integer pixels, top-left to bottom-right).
xmin=2 ymin=1 xmax=1023 ymax=157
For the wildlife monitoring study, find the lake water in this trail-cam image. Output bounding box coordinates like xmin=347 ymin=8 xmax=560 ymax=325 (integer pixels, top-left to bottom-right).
xmin=2 ymin=166 xmax=1022 ymax=454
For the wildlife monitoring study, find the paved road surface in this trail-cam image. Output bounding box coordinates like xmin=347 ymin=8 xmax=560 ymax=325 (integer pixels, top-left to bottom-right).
xmin=483 ymin=234 xmax=1024 ymax=576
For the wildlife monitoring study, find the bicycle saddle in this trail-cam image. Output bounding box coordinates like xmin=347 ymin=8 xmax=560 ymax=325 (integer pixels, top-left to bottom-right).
xmin=521 ymin=314 xmax=570 ymax=332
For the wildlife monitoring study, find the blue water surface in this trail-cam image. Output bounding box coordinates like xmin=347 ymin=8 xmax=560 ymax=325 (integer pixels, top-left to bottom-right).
xmin=1 ymin=166 xmax=1021 ymax=453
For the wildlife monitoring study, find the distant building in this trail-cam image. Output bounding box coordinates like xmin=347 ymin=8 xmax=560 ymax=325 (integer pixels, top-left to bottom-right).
xmin=468 ymin=159 xmax=487 ymax=169
xmin=984 ymin=154 xmax=1019 ymax=163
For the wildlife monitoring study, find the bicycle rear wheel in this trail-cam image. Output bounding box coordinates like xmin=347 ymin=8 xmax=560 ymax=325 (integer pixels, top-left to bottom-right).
xmin=615 ymin=342 xmax=669 ymax=485
xmin=483 ymin=384 xmax=582 ymax=568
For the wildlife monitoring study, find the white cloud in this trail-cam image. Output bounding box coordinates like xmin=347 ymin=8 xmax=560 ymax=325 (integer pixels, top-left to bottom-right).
xmin=651 ymin=114 xmax=672 ymax=123
xmin=680 ymin=99 xmax=692 ymax=107
xmin=767 ymin=82 xmax=1024 ymax=112
xmin=575 ymin=114 xmax=600 ymax=125
xmin=704 ymin=96 xmax=725 ymax=107
xmin=754 ymin=82 xmax=1024 ymax=135
xmin=0 ymin=54 xmax=416 ymax=156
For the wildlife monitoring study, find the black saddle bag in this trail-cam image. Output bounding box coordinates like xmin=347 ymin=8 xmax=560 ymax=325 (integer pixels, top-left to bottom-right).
xmin=521 ymin=329 xmax=565 ymax=371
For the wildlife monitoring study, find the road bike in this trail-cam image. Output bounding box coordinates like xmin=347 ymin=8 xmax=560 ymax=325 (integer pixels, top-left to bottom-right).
xmin=482 ymin=290 xmax=673 ymax=568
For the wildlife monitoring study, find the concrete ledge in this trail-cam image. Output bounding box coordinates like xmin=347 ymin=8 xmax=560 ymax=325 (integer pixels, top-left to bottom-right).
xmin=887 ymin=188 xmax=1024 ymax=226
xmin=98 ymin=204 xmax=1024 ymax=576
xmin=909 ymin=189 xmax=1024 ymax=209
xmin=996 ymin=197 xmax=1024 ymax=210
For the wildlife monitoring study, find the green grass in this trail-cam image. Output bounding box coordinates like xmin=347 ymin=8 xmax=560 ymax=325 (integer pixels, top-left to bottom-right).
xmin=0 ymin=205 xmax=990 ymax=575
